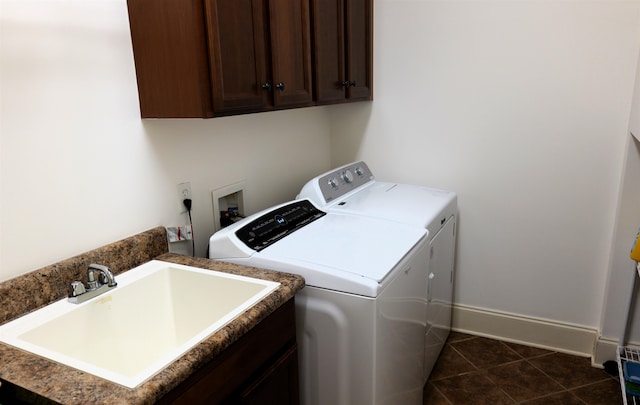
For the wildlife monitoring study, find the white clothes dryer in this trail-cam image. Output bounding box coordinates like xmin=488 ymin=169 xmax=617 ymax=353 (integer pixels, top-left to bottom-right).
xmin=209 ymin=199 xmax=429 ymax=405
xmin=297 ymin=161 xmax=457 ymax=380
xmin=297 ymin=161 xmax=456 ymax=234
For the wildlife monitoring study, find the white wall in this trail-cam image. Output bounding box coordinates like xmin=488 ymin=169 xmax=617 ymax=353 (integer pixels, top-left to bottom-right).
xmin=330 ymin=0 xmax=640 ymax=331
xmin=0 ymin=0 xmax=332 ymax=282
xmin=632 ymin=49 xmax=640 ymax=142
xmin=599 ymin=46 xmax=640 ymax=347
xmin=3 ymin=0 xmax=640 ymax=350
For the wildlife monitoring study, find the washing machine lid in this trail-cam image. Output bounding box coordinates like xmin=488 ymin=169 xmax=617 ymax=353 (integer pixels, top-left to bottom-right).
xmin=209 ymin=199 xmax=427 ymax=293
xmin=259 ymin=211 xmax=426 ymax=283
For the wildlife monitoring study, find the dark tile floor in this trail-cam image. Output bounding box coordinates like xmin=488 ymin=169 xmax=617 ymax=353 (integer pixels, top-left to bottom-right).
xmin=424 ymin=332 xmax=623 ymax=405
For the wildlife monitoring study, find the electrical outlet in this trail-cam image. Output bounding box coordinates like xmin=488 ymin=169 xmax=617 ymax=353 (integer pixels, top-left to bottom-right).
xmin=177 ymin=182 xmax=192 ymax=213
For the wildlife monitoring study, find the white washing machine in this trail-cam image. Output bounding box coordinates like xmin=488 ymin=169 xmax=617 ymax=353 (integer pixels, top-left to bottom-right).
xmin=297 ymin=161 xmax=457 ymax=380
xmin=209 ymin=199 xmax=430 ymax=405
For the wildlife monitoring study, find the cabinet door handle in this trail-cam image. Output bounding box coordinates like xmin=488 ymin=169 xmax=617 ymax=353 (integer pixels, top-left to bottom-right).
xmin=275 ymin=82 xmax=285 ymax=91
xmin=349 ymin=80 xmax=357 ymax=87
xmin=262 ymin=82 xmax=272 ymax=91
xmin=342 ymin=81 xmax=357 ymax=87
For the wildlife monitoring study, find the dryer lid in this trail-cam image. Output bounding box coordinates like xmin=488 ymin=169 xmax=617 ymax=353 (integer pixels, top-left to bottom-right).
xmin=297 ymin=161 xmax=457 ymax=230
xmin=328 ymin=182 xmax=456 ymax=228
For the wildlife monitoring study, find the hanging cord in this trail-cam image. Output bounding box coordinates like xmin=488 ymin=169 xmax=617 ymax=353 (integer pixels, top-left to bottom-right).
xmin=183 ymin=199 xmax=195 ymax=257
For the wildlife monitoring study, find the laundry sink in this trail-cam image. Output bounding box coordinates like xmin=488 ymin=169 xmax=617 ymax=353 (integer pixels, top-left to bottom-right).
xmin=0 ymin=260 xmax=280 ymax=388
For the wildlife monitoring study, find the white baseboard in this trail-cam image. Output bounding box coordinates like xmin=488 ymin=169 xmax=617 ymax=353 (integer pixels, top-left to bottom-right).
xmin=593 ymin=336 xmax=640 ymax=368
xmin=593 ymin=336 xmax=619 ymax=367
xmin=452 ymin=304 xmax=598 ymax=363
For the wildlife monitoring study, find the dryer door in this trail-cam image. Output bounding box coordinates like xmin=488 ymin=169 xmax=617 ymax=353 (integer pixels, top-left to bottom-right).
xmin=424 ymin=216 xmax=456 ymax=381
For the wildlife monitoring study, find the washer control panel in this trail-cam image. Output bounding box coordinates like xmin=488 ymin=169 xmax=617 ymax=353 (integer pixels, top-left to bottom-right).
xmin=318 ymin=161 xmax=374 ymax=203
xmin=235 ymin=200 xmax=326 ymax=251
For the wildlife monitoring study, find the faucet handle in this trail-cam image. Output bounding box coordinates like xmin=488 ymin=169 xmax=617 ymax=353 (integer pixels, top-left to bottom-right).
xmin=86 ymin=270 xmax=99 ymax=290
xmin=69 ymin=280 xmax=86 ymax=297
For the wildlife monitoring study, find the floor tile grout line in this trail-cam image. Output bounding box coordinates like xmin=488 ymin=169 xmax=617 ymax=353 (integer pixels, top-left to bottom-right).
xmin=495 ymin=383 xmax=520 ymax=405
xmin=483 ymin=358 xmax=569 ymax=404
xmin=497 ymin=339 xmax=527 ymax=361
xmin=445 ymin=340 xmax=482 ymax=373
xmin=450 ymin=337 xmax=526 ymax=371
xmin=427 ymin=333 xmax=622 ymax=405
xmin=451 ymin=337 xmax=569 ymax=404
xmin=522 ymin=356 xmax=613 ymax=393
xmin=521 ymin=357 xmax=573 ymax=391
xmin=513 ymin=390 xmax=590 ymax=405
xmin=446 ymin=332 xmax=477 ymax=344
xmin=518 ymin=356 xmax=618 ymax=405
xmin=443 ymin=337 xmax=542 ymax=404
xmin=567 ymin=377 xmax=623 ymax=391
xmin=428 ymin=381 xmax=455 ymax=405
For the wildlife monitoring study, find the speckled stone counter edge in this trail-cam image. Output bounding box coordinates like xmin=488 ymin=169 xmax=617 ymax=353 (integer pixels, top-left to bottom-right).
xmin=0 ymin=227 xmax=169 ymax=325
xmin=0 ymin=227 xmax=305 ymax=405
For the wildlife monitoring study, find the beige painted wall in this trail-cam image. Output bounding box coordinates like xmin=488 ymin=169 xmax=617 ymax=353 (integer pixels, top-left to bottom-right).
xmin=0 ymin=0 xmax=332 ymax=281
xmin=3 ymin=0 xmax=640 ymax=344
xmin=329 ymin=0 xmax=640 ymax=332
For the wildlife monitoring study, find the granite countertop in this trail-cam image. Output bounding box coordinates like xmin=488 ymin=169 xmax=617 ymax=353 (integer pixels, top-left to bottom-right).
xmin=0 ymin=228 xmax=305 ymax=404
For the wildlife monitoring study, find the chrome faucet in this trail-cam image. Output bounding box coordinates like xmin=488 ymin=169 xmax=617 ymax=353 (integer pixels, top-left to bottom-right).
xmin=87 ymin=264 xmax=117 ymax=288
xmin=68 ymin=264 xmax=117 ymax=304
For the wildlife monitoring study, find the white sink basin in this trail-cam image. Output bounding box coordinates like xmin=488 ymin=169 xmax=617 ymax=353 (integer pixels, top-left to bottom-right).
xmin=0 ymin=260 xmax=280 ymax=388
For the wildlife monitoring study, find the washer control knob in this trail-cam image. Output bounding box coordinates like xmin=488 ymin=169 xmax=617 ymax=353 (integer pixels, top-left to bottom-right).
xmin=341 ymin=170 xmax=354 ymax=184
xmin=328 ymin=177 xmax=339 ymax=188
xmin=354 ymin=166 xmax=364 ymax=176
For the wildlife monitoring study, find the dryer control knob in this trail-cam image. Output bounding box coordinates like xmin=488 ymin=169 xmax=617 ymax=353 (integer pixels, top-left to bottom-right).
xmin=341 ymin=170 xmax=354 ymax=184
xmin=354 ymin=166 xmax=364 ymax=176
xmin=328 ymin=177 xmax=339 ymax=188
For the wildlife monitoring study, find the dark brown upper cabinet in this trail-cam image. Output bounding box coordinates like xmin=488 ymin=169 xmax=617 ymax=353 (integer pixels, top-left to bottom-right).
xmin=206 ymin=0 xmax=313 ymax=116
xmin=126 ymin=0 xmax=371 ymax=118
xmin=127 ymin=0 xmax=313 ymax=118
xmin=310 ymin=0 xmax=373 ymax=104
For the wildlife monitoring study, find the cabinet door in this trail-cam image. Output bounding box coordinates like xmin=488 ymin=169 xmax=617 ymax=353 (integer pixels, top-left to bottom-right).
xmin=238 ymin=345 xmax=300 ymax=405
xmin=268 ymin=0 xmax=313 ymax=108
xmin=310 ymin=0 xmax=346 ymax=103
xmin=128 ymin=0 xmax=213 ymax=118
xmin=205 ymin=0 xmax=271 ymax=115
xmin=344 ymin=0 xmax=373 ymax=100
xmin=311 ymin=0 xmax=372 ymax=104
